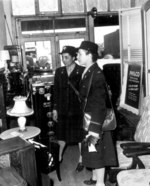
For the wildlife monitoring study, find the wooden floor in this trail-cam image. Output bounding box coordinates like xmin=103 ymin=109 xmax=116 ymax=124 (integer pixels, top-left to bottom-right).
xmin=42 ymin=144 xmax=117 ymax=186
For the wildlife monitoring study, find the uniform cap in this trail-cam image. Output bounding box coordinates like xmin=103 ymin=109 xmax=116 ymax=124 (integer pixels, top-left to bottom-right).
xmin=59 ymin=46 xmax=77 ymax=57
xmin=78 ymin=41 xmax=98 ymax=55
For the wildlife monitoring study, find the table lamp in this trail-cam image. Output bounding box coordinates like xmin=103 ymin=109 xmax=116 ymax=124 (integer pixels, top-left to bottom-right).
xmin=7 ymin=96 xmax=34 ymax=131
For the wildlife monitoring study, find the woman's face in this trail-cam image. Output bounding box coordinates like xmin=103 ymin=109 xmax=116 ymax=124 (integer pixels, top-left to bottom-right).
xmin=77 ymin=49 xmax=88 ymax=66
xmin=62 ymin=53 xmax=74 ymax=67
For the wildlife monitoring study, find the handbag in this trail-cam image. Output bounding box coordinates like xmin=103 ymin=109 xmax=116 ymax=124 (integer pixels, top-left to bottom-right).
xmin=102 ymin=84 xmax=117 ymax=131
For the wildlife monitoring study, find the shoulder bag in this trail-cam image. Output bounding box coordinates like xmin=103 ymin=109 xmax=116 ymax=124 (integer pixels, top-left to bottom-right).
xmin=102 ymin=85 xmax=117 ymax=131
xmin=69 ymin=75 xmax=117 ymax=132
xmin=82 ymin=73 xmax=116 ymax=132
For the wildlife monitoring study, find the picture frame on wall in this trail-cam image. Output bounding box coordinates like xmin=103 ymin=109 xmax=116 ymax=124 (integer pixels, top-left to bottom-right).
xmin=119 ymin=61 xmax=143 ymax=115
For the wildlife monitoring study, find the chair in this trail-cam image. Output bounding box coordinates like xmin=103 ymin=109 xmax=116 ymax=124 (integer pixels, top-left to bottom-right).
xmin=108 ymin=96 xmax=150 ymax=184
xmin=29 ymin=139 xmax=61 ymax=182
xmin=117 ymin=169 xmax=150 ymax=186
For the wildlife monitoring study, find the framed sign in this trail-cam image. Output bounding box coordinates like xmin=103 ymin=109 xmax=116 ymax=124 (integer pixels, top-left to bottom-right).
xmin=120 ymin=62 xmax=142 ymax=115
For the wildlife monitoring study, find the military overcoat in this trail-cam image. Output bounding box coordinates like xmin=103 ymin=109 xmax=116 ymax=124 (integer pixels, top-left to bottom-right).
xmin=79 ymin=63 xmax=118 ymax=168
xmin=53 ymin=64 xmax=85 ymax=143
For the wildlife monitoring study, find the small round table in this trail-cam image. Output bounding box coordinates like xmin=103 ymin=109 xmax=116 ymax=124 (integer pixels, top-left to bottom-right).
xmin=0 ymin=126 xmax=41 ymax=140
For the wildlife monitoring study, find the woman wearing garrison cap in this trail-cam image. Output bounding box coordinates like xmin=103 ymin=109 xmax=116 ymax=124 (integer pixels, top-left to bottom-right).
xmin=52 ymin=46 xmax=85 ymax=172
xmin=77 ymin=41 xmax=117 ymax=186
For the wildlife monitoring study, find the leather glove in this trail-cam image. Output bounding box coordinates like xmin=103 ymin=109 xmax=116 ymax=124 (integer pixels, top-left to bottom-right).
xmin=84 ymin=135 xmax=99 ymax=146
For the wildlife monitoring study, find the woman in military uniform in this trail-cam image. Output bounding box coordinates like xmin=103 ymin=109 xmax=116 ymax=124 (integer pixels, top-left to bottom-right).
xmin=77 ymin=41 xmax=117 ymax=186
xmin=52 ymin=46 xmax=85 ymax=172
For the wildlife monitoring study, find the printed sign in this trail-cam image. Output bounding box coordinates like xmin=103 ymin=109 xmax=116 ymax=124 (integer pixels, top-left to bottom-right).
xmin=125 ymin=64 xmax=141 ymax=109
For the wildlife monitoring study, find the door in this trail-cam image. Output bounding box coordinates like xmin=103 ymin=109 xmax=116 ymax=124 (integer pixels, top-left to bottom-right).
xmin=142 ymin=0 xmax=150 ymax=96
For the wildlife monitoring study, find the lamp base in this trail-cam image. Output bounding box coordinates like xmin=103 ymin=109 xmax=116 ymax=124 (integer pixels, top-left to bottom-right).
xmin=18 ymin=116 xmax=26 ymax=132
xmin=18 ymin=128 xmax=27 ymax=132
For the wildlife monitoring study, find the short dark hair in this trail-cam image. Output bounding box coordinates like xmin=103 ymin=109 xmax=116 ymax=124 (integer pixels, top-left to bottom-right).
xmin=86 ymin=51 xmax=98 ymax=62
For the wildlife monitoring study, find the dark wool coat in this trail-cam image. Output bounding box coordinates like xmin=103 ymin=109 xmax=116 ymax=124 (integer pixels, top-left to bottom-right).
xmin=53 ymin=64 xmax=85 ymax=143
xmin=79 ymin=63 xmax=118 ymax=168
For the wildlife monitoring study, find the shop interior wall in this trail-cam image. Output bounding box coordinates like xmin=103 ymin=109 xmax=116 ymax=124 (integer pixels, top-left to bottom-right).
xmin=0 ymin=0 xmax=7 ymax=50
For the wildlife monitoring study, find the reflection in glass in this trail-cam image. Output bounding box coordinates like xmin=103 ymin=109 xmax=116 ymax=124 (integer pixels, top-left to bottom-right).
xmin=25 ymin=41 xmax=52 ymax=71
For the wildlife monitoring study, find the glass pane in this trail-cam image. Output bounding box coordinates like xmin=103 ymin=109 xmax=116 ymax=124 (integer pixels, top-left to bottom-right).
xmin=39 ymin=0 xmax=58 ymax=12
xmin=121 ymin=9 xmax=142 ymax=63
xmin=12 ymin=0 xmax=35 ymax=16
xmin=86 ymin=0 xmax=107 ymax=12
xmin=146 ymin=9 xmax=150 ymax=69
xmin=122 ymin=16 xmax=128 ymax=61
xmin=94 ymin=15 xmax=119 ymax=27
xmin=146 ymin=8 xmax=150 ymax=94
xmin=110 ymin=0 xmax=131 ymax=11
xmin=94 ymin=26 xmax=119 ymax=58
xmin=21 ymin=18 xmax=86 ymax=34
xmin=25 ymin=41 xmax=52 ymax=70
xmin=121 ymin=0 xmax=131 ymax=8
xmin=129 ymin=14 xmax=142 ymax=61
xmin=135 ymin=0 xmax=148 ymax=6
xmin=55 ymin=18 xmax=86 ymax=33
xmin=21 ymin=20 xmax=54 ymax=35
xmin=61 ymin=0 xmax=84 ymax=13
xmin=59 ymin=39 xmax=84 ymax=66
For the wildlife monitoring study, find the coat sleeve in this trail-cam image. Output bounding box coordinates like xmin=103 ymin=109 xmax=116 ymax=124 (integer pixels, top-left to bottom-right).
xmin=87 ymin=71 xmax=107 ymax=134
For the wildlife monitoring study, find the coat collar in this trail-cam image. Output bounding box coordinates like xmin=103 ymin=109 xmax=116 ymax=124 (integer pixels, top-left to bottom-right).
xmin=60 ymin=63 xmax=79 ymax=77
xmin=82 ymin=63 xmax=99 ymax=79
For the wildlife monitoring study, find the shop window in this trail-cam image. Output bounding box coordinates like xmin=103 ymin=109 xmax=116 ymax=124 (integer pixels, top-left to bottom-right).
xmin=54 ymin=18 xmax=86 ymax=33
xmin=21 ymin=20 xmax=53 ymax=35
xmin=21 ymin=18 xmax=86 ymax=35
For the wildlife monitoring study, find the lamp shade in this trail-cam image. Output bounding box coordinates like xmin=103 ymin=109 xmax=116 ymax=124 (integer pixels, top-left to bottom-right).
xmin=7 ymin=96 xmax=34 ymax=117
xmin=0 ymin=50 xmax=10 ymax=69
xmin=0 ymin=50 xmax=10 ymax=61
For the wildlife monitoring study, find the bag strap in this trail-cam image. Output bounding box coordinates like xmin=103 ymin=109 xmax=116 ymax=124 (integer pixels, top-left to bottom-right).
xmin=83 ymin=72 xmax=94 ymax=112
xmin=68 ymin=72 xmax=94 ymax=112
xmin=68 ymin=81 xmax=79 ymax=96
xmin=105 ymin=84 xmax=114 ymax=110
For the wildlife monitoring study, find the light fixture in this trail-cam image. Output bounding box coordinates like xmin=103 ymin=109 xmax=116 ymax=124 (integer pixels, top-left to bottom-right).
xmin=0 ymin=50 xmax=10 ymax=70
xmin=87 ymin=7 xmax=97 ymax=18
xmin=7 ymin=96 xmax=34 ymax=131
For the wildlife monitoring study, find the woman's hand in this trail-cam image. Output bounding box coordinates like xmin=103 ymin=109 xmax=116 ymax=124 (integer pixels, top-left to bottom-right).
xmin=52 ymin=110 xmax=58 ymax=122
xmin=86 ymin=135 xmax=99 ymax=146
